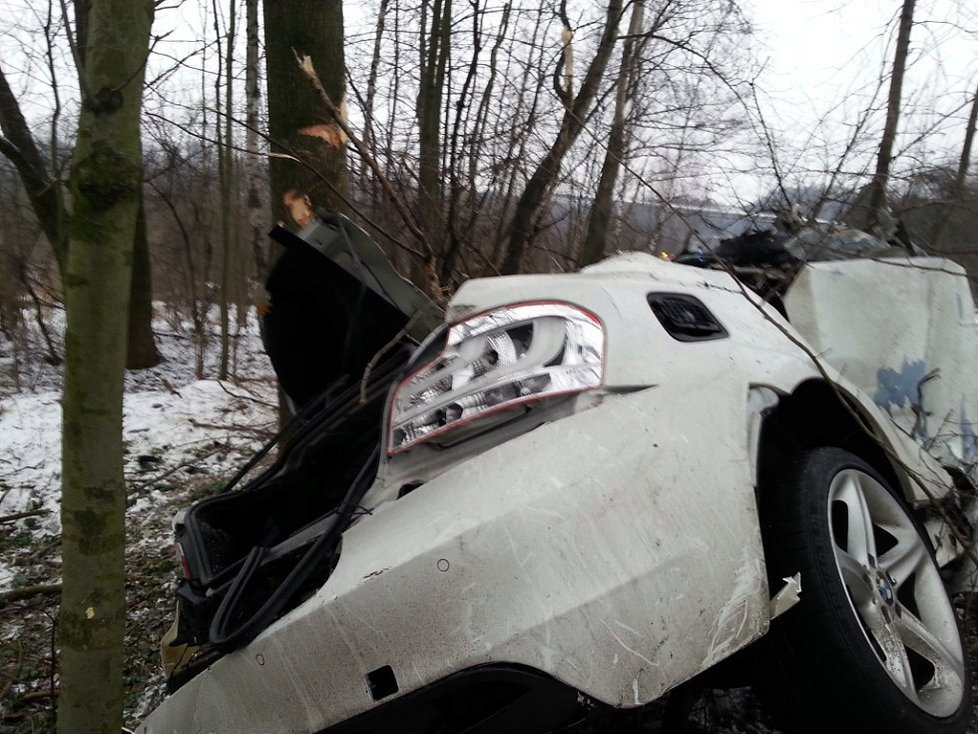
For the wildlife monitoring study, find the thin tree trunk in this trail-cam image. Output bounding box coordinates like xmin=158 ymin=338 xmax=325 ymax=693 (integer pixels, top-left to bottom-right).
xmin=865 ymin=0 xmax=916 ymax=230
xmin=151 ymin=176 xmax=206 ymax=377
xmin=244 ymin=0 xmax=267 ymax=279
xmin=489 ymin=6 xmax=547 ymax=262
xmin=415 ymin=0 xmax=452 ymax=286
xmin=931 ymin=80 xmax=978 ymax=249
xmin=580 ymin=0 xmax=644 ymax=267
xmin=364 ymin=0 xmax=388 ymax=205
xmin=126 ymin=197 xmax=161 ymax=368
xmin=58 ymin=2 xmax=154 ymax=732
xmin=441 ymin=0 xmax=484 ymax=283
xmin=500 ymin=0 xmax=623 ymax=274
xmin=216 ymin=0 xmax=235 ymax=381
xmin=385 ymin=2 xmax=401 ymax=194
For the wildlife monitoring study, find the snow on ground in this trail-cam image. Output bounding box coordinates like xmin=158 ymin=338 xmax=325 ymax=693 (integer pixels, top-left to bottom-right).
xmin=0 ymin=306 xmax=277 ymax=593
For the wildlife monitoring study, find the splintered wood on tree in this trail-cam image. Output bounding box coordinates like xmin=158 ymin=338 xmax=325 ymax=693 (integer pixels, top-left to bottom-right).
xmin=299 ymin=123 xmax=348 ymax=149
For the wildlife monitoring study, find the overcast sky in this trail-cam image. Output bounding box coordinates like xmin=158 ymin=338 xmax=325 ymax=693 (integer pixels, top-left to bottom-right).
xmin=2 ymin=0 xmax=976 ymax=207
xmin=741 ymin=0 xmax=977 ymax=198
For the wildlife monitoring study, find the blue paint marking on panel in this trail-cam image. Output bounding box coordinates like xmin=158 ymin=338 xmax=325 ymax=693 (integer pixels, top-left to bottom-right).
xmin=874 ymin=359 xmax=927 ymax=417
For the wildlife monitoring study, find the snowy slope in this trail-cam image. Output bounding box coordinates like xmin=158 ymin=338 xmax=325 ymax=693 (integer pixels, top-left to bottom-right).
xmin=0 ymin=308 xmax=277 ymax=591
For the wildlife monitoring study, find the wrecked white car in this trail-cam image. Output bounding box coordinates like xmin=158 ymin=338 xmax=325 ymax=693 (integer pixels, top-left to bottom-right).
xmin=137 ymin=215 xmax=977 ymax=734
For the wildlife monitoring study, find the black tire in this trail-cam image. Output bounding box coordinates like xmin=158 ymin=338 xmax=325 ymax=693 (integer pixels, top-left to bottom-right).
xmin=759 ymin=447 xmax=971 ymax=734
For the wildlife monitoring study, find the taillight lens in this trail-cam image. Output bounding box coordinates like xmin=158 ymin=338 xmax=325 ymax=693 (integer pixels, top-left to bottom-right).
xmin=174 ymin=542 xmax=193 ymax=580
xmin=388 ymin=302 xmax=605 ymax=454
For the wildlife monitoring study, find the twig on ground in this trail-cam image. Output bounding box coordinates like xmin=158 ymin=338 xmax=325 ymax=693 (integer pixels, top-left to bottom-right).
xmin=126 ymin=446 xmax=225 ymax=490
xmin=215 ymin=380 xmax=277 ymax=409
xmin=21 ymin=689 xmax=58 ymax=702
xmin=0 ymin=509 xmax=51 ymax=524
xmin=0 ymin=584 xmax=61 ymax=605
xmin=0 ymin=462 xmax=44 ymax=480
xmin=25 ymin=537 xmax=60 ymax=562
xmin=186 ymin=418 xmax=275 ymax=436
xmin=158 ymin=376 xmax=182 ymax=397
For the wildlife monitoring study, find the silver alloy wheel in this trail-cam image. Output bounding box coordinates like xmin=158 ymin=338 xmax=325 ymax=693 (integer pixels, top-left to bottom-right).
xmin=827 ymin=468 xmax=966 ymax=717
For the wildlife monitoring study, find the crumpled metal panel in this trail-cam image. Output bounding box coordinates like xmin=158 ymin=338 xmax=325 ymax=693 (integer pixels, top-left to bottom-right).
xmin=138 ymin=251 xmax=974 ymax=733
xmin=784 ymin=257 xmax=978 ymax=487
xmin=137 ymin=376 xmax=770 ymax=733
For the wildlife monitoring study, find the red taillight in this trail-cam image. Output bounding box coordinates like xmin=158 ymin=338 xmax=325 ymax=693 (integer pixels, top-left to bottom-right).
xmin=174 ymin=542 xmax=192 ymax=580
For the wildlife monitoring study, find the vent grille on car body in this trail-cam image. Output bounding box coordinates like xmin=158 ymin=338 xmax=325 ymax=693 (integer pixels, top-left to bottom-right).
xmin=647 ymin=293 xmax=728 ymax=342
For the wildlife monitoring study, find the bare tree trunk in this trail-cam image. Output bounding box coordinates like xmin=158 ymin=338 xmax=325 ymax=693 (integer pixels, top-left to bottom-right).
xmin=931 ymin=80 xmax=978 ymax=249
xmin=416 ymin=0 xmax=452 ymax=281
xmin=264 ymin=0 xmax=349 ymax=226
xmin=244 ymin=0 xmax=267 ymax=279
xmin=364 ymin=0 xmax=389 ymax=206
xmin=499 ymin=0 xmax=623 ymax=274
xmin=150 ymin=174 xmax=209 ymax=378
xmin=215 ymin=0 xmax=236 ymax=381
xmin=58 ymin=2 xmax=154 ymax=731
xmin=126 ymin=198 xmax=161 ymax=368
xmin=489 ymin=6 xmax=548 ymax=264
xmin=864 ymin=0 xmax=916 ymax=231
xmin=580 ymin=0 xmax=644 ymax=267
xmin=441 ymin=0 xmax=485 ymax=284
xmin=82 ymin=0 xmax=158 ymax=369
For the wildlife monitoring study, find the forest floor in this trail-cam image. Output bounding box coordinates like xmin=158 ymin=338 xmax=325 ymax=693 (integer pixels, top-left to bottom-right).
xmin=0 ymin=305 xmax=976 ymax=733
xmin=1 ymin=307 xmax=279 ymax=731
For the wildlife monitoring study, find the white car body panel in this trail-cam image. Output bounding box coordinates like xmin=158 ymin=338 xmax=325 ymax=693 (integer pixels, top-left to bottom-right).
xmin=785 ymin=257 xmax=978 ymax=488
xmin=137 ymin=252 xmax=976 ymax=733
xmin=140 ymin=381 xmax=771 ymax=733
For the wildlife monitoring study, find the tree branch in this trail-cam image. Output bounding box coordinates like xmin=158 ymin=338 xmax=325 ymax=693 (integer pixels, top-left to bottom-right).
xmin=0 ymin=62 xmax=67 ymax=271
xmin=0 ymin=584 xmax=61 ymax=605
xmin=0 ymin=509 xmax=52 ymax=525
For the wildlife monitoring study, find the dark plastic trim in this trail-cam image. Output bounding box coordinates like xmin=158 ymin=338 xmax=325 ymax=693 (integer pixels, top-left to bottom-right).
xmin=647 ymin=292 xmax=729 ymax=342
xmin=319 ymin=664 xmax=586 ymax=734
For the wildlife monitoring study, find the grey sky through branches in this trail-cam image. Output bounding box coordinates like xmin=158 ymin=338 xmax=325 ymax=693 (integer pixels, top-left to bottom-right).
xmin=0 ymin=0 xmax=975 ymax=207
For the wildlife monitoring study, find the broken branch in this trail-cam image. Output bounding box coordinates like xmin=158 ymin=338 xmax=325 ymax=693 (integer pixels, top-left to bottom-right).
xmin=0 ymin=584 xmax=61 ymax=605
xmin=0 ymin=509 xmax=52 ymax=525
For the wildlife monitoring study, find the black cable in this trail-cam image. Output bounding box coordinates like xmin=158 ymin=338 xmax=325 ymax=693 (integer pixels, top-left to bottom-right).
xmin=218 ymin=379 xmax=346 ymax=493
xmin=208 ymin=444 xmax=381 ymax=651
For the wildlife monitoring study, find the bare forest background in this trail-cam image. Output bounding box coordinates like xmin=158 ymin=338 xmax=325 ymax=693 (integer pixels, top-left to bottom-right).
xmin=2 ymin=0 xmax=977 ymax=383
xmin=2 ymin=0 xmax=978 ymax=732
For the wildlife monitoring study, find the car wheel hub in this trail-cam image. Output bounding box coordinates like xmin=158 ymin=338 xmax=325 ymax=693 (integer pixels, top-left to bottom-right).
xmin=873 ymin=573 xmax=895 ymax=605
xmin=827 ymin=468 xmax=965 ymax=717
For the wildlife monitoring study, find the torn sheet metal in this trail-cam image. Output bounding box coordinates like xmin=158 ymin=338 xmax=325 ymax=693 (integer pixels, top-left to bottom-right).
xmin=769 ymin=573 xmax=802 ymax=619
xmin=139 ymin=375 xmax=772 ymax=732
xmin=784 ymin=258 xmax=978 ymax=488
xmin=138 ymin=245 xmax=977 ymax=733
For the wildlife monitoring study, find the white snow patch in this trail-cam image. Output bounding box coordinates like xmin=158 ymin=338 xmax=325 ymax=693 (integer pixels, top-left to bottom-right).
xmin=0 ymin=307 xmax=278 ymax=594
